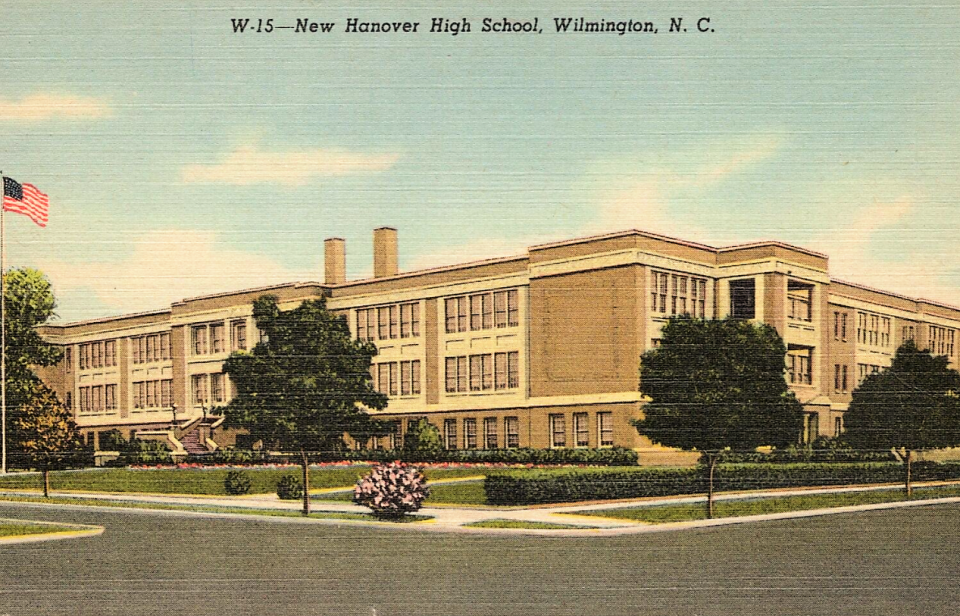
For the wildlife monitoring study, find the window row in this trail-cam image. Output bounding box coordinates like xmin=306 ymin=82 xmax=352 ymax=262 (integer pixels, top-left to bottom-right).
xmin=132 ymin=379 xmax=173 ymax=410
xmin=191 ymin=373 xmax=226 ymax=405
xmin=445 ymin=352 xmax=520 ymax=393
xmin=444 ymin=416 xmax=521 ymax=450
xmin=549 ymin=412 xmax=615 ymax=448
xmin=857 ymin=363 xmax=884 ymax=384
xmin=856 ymin=312 xmax=891 ymax=347
xmin=445 ymin=290 xmax=519 ymax=334
xmin=902 ymin=325 xmax=916 ymax=342
xmin=78 ymin=384 xmax=118 ymax=413
xmin=356 ymin=303 xmax=421 ymax=342
xmin=131 ymin=333 xmax=171 ymax=364
xmin=786 ymin=347 xmax=812 ymax=385
xmin=833 ymin=364 xmax=849 ymax=393
xmin=79 ymin=340 xmax=117 ymax=370
xmin=930 ymin=326 xmax=956 ymax=358
xmin=833 ymin=312 xmax=848 ymax=341
xmin=373 ymin=360 xmax=422 ymax=396
xmin=191 ymin=321 xmax=248 ymax=356
xmin=651 ymin=271 xmax=709 ymax=318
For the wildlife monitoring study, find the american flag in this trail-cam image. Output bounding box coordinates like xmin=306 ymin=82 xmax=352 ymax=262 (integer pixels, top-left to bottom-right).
xmin=2 ymin=176 xmax=49 ymax=228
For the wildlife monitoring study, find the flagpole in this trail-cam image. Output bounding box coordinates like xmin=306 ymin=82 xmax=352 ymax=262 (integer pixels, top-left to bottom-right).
xmin=1 ymin=169 xmax=7 ymax=474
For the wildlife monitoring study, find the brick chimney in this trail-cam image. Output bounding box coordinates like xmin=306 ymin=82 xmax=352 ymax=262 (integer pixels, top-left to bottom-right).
xmin=373 ymin=227 xmax=398 ymax=278
xmin=324 ymin=237 xmax=346 ymax=284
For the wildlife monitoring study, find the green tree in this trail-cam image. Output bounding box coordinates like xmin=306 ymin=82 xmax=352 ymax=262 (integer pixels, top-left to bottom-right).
xmin=3 ymin=268 xmax=62 ymax=452
xmin=633 ymin=316 xmax=805 ymax=518
xmin=403 ymin=417 xmax=443 ymax=458
xmin=222 ymin=295 xmax=388 ymax=515
xmin=844 ymin=340 xmax=960 ymax=496
xmin=14 ymin=383 xmax=81 ymax=497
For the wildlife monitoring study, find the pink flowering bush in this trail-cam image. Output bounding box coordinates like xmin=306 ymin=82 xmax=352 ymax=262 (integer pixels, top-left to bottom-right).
xmin=353 ymin=461 xmax=430 ymax=519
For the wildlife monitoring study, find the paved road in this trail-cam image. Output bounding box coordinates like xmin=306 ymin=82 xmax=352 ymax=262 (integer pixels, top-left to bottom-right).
xmin=0 ymin=501 xmax=957 ymax=616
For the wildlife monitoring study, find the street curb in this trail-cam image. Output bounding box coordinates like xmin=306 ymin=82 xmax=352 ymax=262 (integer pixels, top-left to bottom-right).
xmin=0 ymin=518 xmax=104 ymax=546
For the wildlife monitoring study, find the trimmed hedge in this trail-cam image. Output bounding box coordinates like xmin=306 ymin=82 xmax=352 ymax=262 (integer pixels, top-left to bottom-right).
xmin=484 ymin=462 xmax=960 ymax=506
xmin=184 ymin=446 xmax=639 ymax=467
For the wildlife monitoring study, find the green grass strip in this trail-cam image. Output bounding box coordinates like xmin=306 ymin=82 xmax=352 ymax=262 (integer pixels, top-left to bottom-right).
xmin=0 ymin=494 xmax=432 ymax=523
xmin=463 ymin=518 xmax=592 ymax=530
xmin=0 ymin=522 xmax=80 ymax=537
xmin=576 ymin=484 xmax=960 ymax=524
xmin=0 ymin=467 xmax=486 ymax=497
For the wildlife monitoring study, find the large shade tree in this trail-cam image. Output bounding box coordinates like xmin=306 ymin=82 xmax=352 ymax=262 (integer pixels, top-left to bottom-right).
xmin=634 ymin=316 xmax=805 ymax=518
xmin=844 ymin=340 xmax=960 ymax=496
xmin=223 ymin=295 xmax=388 ymax=515
xmin=3 ymin=267 xmax=62 ymax=470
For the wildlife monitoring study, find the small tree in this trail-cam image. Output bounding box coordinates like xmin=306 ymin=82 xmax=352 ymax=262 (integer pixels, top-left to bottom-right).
xmin=403 ymin=418 xmax=443 ymax=459
xmin=634 ymin=316 xmax=805 ymax=518
xmin=223 ymin=295 xmax=387 ymax=515
xmin=844 ymin=340 xmax=960 ymax=496
xmin=14 ymin=384 xmax=82 ymax=497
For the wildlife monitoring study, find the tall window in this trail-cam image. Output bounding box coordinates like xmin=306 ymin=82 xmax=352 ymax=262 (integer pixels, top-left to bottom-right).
xmin=834 ymin=364 xmax=848 ymax=393
xmin=549 ymin=414 xmax=566 ymax=448
xmin=786 ymin=347 xmax=812 ymax=385
xmin=231 ymin=320 xmax=247 ymax=351
xmin=787 ymin=281 xmax=813 ymax=322
xmin=210 ymin=323 xmax=225 ymax=354
xmin=464 ymin=418 xmax=477 ymax=449
xmin=574 ymin=412 xmax=589 ymax=447
xmin=378 ymin=307 xmax=389 ymax=340
xmin=161 ymin=379 xmax=172 ymax=407
xmin=505 ymin=416 xmax=520 ymax=448
xmin=192 ymin=374 xmax=209 ymax=405
xmin=507 ymin=352 xmax=520 ymax=388
xmin=65 ymin=347 xmax=73 ymax=371
xmin=389 ymin=305 xmax=399 ymax=339
xmin=444 ymin=419 xmax=458 ymax=450
xmin=598 ymin=412 xmax=614 ymax=447
xmin=448 ymin=354 xmax=518 ymax=393
xmin=930 ymin=326 xmax=956 ymax=357
xmin=105 ymin=384 xmax=117 ymax=411
xmin=729 ymin=279 xmax=756 ymax=320
xmin=484 ymin=417 xmax=498 ymax=449
xmin=192 ymin=326 xmax=208 ymax=355
xmin=447 ymin=291 xmax=518 ymax=333
xmin=210 ymin=373 xmax=225 ymax=403
xmin=495 ymin=353 xmax=508 ymax=390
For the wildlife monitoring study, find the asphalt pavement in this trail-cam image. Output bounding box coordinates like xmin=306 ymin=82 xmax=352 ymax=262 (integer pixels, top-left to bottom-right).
xmin=0 ymin=500 xmax=957 ymax=615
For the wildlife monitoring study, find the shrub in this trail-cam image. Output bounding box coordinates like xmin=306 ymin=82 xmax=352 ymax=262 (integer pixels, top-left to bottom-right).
xmin=224 ymin=470 xmax=252 ymax=495
xmin=113 ymin=439 xmax=172 ymax=466
xmin=276 ymin=475 xmax=304 ymax=500
xmin=484 ymin=462 xmax=960 ymax=506
xmin=719 ymin=438 xmax=895 ymax=464
xmin=402 ymin=419 xmax=443 ymax=458
xmin=353 ymin=461 xmax=430 ymax=519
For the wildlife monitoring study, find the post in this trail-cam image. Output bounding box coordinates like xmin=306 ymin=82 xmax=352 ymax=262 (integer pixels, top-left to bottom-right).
xmin=1 ymin=170 xmax=6 ymax=474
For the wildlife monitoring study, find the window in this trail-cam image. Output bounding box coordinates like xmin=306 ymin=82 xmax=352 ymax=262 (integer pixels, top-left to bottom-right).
xmin=464 ymin=418 xmax=477 ymax=449
xmin=494 ymin=291 xmax=508 ymax=328
xmin=786 ymin=347 xmax=812 ymax=385
xmin=211 ymin=373 xmax=225 ymax=403
xmin=729 ymin=279 xmax=756 ymax=320
xmin=484 ymin=417 xmax=498 ymax=449
xmin=445 ymin=358 xmax=457 ymax=393
xmin=401 ymin=361 xmax=412 ymax=396
xmin=378 ymin=364 xmax=389 ymax=394
xmin=505 ymin=416 xmax=520 ymax=448
xmin=930 ymin=325 xmax=956 ymax=357
xmin=210 ymin=323 xmax=225 ymax=354
xmin=411 ymin=360 xmax=421 ymax=395
xmin=652 ymin=271 xmax=708 ymax=317
xmin=574 ymin=412 xmax=589 ymax=447
xmin=400 ymin=304 xmax=413 ymax=338
xmin=507 ymin=290 xmax=519 ymax=327
xmin=388 ymin=363 xmax=398 ymax=396
xmin=481 ymin=355 xmax=493 ymax=391
xmin=470 ymin=295 xmax=482 ymax=331
xmin=805 ymin=413 xmax=820 ymax=443
xmin=132 ymin=382 xmax=143 ymax=410
xmin=65 ymin=391 xmax=72 ymax=409
xmin=445 ymin=298 xmax=457 ymax=334
xmin=598 ymin=412 xmax=614 ymax=447
xmin=448 ymin=354 xmax=517 ymax=393
xmin=834 ymin=417 xmax=843 ymax=438
xmin=841 ymin=313 xmax=847 ymax=341
xmin=444 ymin=419 xmax=458 ymax=450
xmin=652 ymin=271 xmax=668 ymax=314
xmin=161 ymin=379 xmax=172 ymax=407
xmin=389 ymin=305 xmax=399 ymax=339
xmin=378 ymin=307 xmax=389 ymax=340
xmin=192 ymin=374 xmax=208 ymax=405
xmin=834 ymin=312 xmax=841 ymax=340
xmin=192 ymin=326 xmax=208 ymax=356
xmin=549 ymin=414 xmax=566 ymax=448
xmin=902 ymin=325 xmax=915 ymax=342
xmin=787 ymin=281 xmax=812 ymax=322
xmin=494 ymin=353 xmax=507 ymax=390
xmin=65 ymin=347 xmax=72 ymax=371
xmin=507 ymin=352 xmax=519 ymax=388
xmin=858 ymin=363 xmax=883 ymax=384
xmin=357 ymin=309 xmax=368 ymax=341
xmin=834 ymin=364 xmax=848 ymax=393
xmin=145 ymin=381 xmax=156 ymax=408
xmin=231 ymin=320 xmax=247 ymax=351
xmin=104 ymin=340 xmax=116 ymax=367
xmin=482 ymin=293 xmax=493 ymax=329
xmin=470 ymin=355 xmax=482 ymax=391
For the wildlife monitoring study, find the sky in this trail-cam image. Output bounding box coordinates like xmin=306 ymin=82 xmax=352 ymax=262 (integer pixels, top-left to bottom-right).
xmin=2 ymin=1 xmax=959 ymax=322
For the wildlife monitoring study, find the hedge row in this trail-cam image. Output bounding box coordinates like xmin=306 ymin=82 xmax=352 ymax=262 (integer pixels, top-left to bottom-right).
xmin=185 ymin=446 xmax=639 ymax=467
xmin=484 ymin=462 xmax=960 ymax=506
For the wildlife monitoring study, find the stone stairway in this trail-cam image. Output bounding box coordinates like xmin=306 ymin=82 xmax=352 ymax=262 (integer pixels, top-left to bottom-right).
xmin=179 ymin=429 xmax=210 ymax=455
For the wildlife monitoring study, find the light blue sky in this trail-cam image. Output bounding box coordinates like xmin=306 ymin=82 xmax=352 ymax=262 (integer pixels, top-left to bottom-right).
xmin=3 ymin=1 xmax=959 ymax=322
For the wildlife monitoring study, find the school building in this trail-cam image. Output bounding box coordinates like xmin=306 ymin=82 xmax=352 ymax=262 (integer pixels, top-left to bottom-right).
xmin=34 ymin=227 xmax=960 ymax=460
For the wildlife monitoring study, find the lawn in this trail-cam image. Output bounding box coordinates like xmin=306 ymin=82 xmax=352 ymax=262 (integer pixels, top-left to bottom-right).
xmin=0 ymin=521 xmax=79 ymax=537
xmin=576 ymin=484 xmax=960 ymax=524
xmin=462 ymin=518 xmax=590 ymax=530
xmin=313 ymin=480 xmax=488 ymax=506
xmin=0 ymin=466 xmax=485 ymax=496
xmin=0 ymin=494 xmax=433 ymax=522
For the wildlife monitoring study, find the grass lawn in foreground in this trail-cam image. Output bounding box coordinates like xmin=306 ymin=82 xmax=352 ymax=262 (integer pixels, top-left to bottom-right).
xmin=576 ymin=484 xmax=960 ymax=524
xmin=0 ymin=466 xmax=485 ymax=496
xmin=313 ymin=480 xmax=488 ymax=506
xmin=0 ymin=494 xmax=432 ymax=523
xmin=463 ymin=518 xmax=591 ymax=530
xmin=0 ymin=521 xmax=79 ymax=537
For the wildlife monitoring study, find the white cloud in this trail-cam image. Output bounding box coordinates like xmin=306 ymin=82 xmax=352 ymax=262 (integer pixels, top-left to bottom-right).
xmin=181 ymin=145 xmax=399 ymax=186
xmin=0 ymin=93 xmax=112 ymax=121
xmin=41 ymin=230 xmax=315 ymax=317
